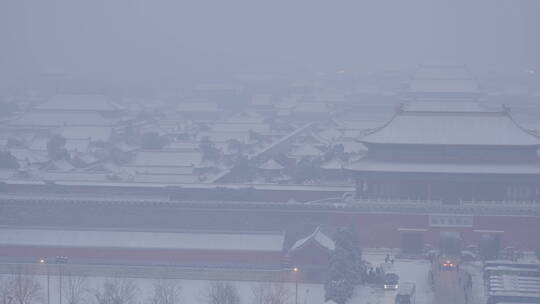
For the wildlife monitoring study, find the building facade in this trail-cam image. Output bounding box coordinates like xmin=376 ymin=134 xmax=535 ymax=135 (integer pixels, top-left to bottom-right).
xmin=349 ymin=102 xmax=540 ymax=204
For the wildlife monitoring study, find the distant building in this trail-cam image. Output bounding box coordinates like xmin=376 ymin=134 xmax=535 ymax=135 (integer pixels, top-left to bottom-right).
xmin=407 ymin=62 xmax=481 ymax=100
xmin=35 ymin=94 xmax=122 ymax=116
xmin=286 ymin=226 xmax=335 ymax=280
xmin=348 ymin=101 xmax=540 ymax=204
xmin=176 ymin=102 xmax=220 ymax=121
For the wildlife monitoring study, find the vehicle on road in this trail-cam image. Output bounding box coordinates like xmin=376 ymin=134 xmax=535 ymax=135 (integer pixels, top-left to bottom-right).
xmin=383 ymin=273 xmax=399 ymax=290
xmin=395 ymin=282 xmax=416 ymax=304
xmin=441 ymin=258 xmax=458 ymax=271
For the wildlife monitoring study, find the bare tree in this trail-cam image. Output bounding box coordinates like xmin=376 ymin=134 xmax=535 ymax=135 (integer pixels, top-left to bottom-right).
xmin=63 ymin=274 xmax=88 ymax=304
xmin=93 ymin=278 xmax=138 ymax=304
xmin=251 ymin=282 xmax=292 ymax=304
xmin=0 ymin=276 xmax=14 ymax=304
xmin=204 ymin=281 xmax=240 ymax=304
xmin=148 ymin=279 xmax=181 ymax=304
xmin=10 ymin=267 xmax=41 ymax=304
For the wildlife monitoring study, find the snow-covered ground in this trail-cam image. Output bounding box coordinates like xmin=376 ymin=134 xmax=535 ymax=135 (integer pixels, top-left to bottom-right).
xmin=16 ymin=275 xmax=322 ymax=304
xmin=354 ymin=251 xmax=435 ymax=304
xmin=0 ymin=251 xmax=435 ymax=304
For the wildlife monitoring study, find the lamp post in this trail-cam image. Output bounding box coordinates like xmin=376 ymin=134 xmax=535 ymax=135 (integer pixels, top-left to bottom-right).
xmin=39 ymin=259 xmax=49 ymax=304
xmin=292 ymin=267 xmax=299 ymax=304
xmin=55 ymin=256 xmax=68 ymax=304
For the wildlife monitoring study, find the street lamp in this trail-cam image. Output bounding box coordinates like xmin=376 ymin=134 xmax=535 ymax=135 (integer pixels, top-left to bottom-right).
xmin=55 ymin=256 xmax=68 ymax=304
xmin=39 ymin=259 xmax=49 ymax=304
xmin=292 ymin=267 xmax=299 ymax=304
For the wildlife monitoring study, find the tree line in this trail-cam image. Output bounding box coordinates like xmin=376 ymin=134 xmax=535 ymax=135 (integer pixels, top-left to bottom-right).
xmin=0 ymin=266 xmax=295 ymax=304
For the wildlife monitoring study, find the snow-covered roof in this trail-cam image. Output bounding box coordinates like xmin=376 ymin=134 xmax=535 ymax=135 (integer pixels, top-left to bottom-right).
xmin=288 ymin=144 xmax=324 ymax=157
xmin=293 ymin=102 xmax=329 ymax=113
xmin=131 ymin=174 xmax=199 ymax=184
xmin=347 ymin=159 xmax=540 ymax=175
xmin=35 ymin=94 xmax=120 ymax=112
xmin=122 ymin=166 xmax=194 ymax=175
xmin=8 ymin=112 xmax=112 ymax=127
xmin=402 ymin=101 xmax=487 ymax=112
xmin=61 ymin=126 xmax=112 ymax=141
xmin=251 ymin=95 xmax=272 ymax=106
xmin=335 ymin=141 xmax=367 ymax=154
xmin=211 ymin=123 xmax=270 ymax=134
xmin=414 ymin=66 xmax=473 ymax=80
xmin=317 ymin=128 xmax=342 ymax=142
xmin=289 ymin=227 xmax=335 ymax=252
xmin=408 ymin=79 xmax=479 ymax=94
xmin=41 ymin=172 xmax=109 ymax=182
xmin=320 ymin=159 xmax=344 ymax=170
xmin=9 ymin=149 xmax=49 ymax=164
xmin=47 ymin=160 xmax=75 ymax=171
xmin=360 ymin=102 xmax=540 ymax=146
xmin=0 ymin=228 xmax=285 ymax=252
xmin=227 ymin=113 xmax=265 ymax=124
xmin=258 ymin=159 xmax=284 ymax=170
xmin=133 ymin=151 xmax=203 ymax=167
xmin=176 ymin=102 xmax=219 ymax=113
xmin=197 ymin=131 xmax=251 ymax=143
xmin=165 ymin=142 xmax=200 ymax=151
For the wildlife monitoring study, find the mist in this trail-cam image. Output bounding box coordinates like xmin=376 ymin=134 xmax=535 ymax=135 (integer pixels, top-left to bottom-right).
xmin=2 ymin=0 xmax=538 ymax=90
xmin=1 ymin=2 xmax=540 ymax=304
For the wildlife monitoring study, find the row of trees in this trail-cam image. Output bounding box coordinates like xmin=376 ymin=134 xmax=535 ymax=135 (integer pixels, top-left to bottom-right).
xmin=0 ymin=268 xmax=293 ymax=304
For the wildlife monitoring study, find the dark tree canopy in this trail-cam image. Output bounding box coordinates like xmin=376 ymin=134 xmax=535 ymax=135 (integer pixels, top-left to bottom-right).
xmin=0 ymin=151 xmax=19 ymax=169
xmin=47 ymin=135 xmax=69 ymax=161
xmin=325 ymin=226 xmax=364 ymax=304
xmin=199 ymin=137 xmax=220 ymax=161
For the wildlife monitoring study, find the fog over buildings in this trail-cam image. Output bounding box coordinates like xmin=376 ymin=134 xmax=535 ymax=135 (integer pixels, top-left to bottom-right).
xmin=1 ymin=1 xmax=539 ymax=88
xmin=0 ymin=2 xmax=540 ymax=304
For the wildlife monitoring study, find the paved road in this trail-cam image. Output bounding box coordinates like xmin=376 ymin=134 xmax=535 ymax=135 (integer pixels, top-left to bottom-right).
xmin=434 ymin=268 xmax=469 ymax=304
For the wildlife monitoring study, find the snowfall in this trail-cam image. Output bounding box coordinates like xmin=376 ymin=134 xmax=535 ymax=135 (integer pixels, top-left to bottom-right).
xmin=3 ymin=250 xmax=501 ymax=304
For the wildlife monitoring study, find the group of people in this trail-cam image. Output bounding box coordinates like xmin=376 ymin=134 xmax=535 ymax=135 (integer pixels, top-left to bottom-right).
xmin=362 ymin=254 xmax=395 ymax=285
xmin=363 ymin=265 xmax=386 ymax=284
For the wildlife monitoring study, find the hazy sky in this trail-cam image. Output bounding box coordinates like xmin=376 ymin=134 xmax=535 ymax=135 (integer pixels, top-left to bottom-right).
xmin=1 ymin=0 xmax=538 ymax=86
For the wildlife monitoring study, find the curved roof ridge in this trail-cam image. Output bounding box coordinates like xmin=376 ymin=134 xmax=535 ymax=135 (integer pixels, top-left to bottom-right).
xmin=288 ymin=226 xmax=335 ymax=253
xmin=358 ymin=102 xmax=540 ymax=146
xmin=505 ymin=105 xmax=540 ymax=139
xmin=358 ymin=104 xmax=403 ymax=140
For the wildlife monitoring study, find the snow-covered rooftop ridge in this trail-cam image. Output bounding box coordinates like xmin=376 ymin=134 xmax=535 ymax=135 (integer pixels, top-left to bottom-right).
xmin=288 ymin=144 xmax=324 ymax=157
xmin=289 ymin=226 xmax=335 ymax=252
xmin=360 ymin=101 xmax=540 ymax=146
xmin=258 ymin=159 xmax=284 ymax=170
xmin=401 ymin=101 xmax=488 ymax=113
xmin=320 ymin=158 xmax=344 ymax=170
xmin=0 ymin=227 xmax=285 ymax=252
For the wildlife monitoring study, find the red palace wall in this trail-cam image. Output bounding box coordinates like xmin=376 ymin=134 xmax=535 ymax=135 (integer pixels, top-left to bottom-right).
xmin=330 ymin=212 xmax=540 ymax=251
